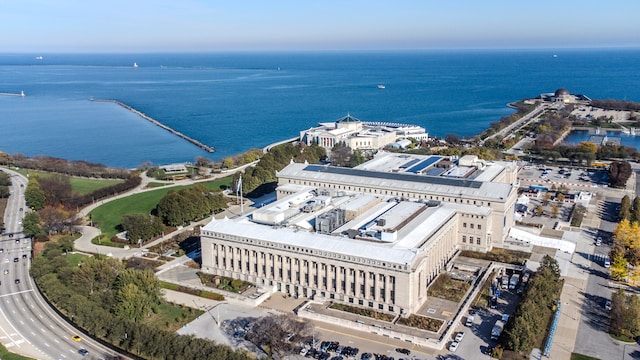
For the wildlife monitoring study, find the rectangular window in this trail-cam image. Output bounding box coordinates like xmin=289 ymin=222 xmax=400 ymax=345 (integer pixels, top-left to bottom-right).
xmin=478 ymin=224 xmax=482 ymax=230
xmin=477 ymin=237 xmax=481 ymax=245
xmin=462 ymin=235 xmax=466 ymax=243
xmin=463 ymin=222 xmax=467 ymax=228
xmin=470 ymin=224 xmax=474 ymax=229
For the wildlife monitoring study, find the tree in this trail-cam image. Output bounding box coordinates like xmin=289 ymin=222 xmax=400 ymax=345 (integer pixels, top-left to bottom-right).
xmin=632 ymin=196 xmax=640 ymax=223
xmin=24 ymin=178 xmax=46 ymax=210
xmin=609 ymin=160 xmax=632 ymax=188
xmin=609 ymin=251 xmax=628 ymax=281
xmin=620 ymin=195 xmax=631 ymax=221
xmin=22 ymin=211 xmax=45 ymax=238
xmin=121 ymin=213 xmax=165 ymax=244
xmin=578 ymin=141 xmax=598 ymax=155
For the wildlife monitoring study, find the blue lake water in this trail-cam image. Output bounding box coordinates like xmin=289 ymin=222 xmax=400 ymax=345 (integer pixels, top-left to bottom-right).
xmin=1 ymin=49 xmax=639 ymax=168
xmin=565 ymin=130 xmax=640 ymax=148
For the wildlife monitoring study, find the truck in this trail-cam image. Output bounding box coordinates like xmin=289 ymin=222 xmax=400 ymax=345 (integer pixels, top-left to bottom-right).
xmin=491 ymin=320 xmax=504 ymax=340
xmin=509 ymin=274 xmax=520 ymax=290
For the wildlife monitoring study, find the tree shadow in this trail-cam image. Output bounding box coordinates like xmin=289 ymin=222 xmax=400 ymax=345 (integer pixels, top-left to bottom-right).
xmin=579 ymin=291 xmax=610 ymax=332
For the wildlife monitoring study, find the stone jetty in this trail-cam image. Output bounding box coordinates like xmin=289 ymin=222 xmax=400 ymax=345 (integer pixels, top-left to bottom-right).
xmin=91 ymin=99 xmax=215 ymax=153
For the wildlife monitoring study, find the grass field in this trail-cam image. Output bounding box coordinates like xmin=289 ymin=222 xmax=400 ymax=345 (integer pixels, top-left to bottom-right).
xmin=0 ymin=343 xmax=36 ymax=360
xmin=66 ymin=253 xmax=89 ymax=267
xmin=90 ymin=177 xmax=233 ymax=239
xmin=148 ymin=302 xmax=203 ymax=331
xmin=16 ymin=169 xmax=124 ymax=195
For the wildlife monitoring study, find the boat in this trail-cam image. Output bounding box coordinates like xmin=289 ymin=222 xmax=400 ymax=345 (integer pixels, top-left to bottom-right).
xmin=133 ymin=62 xmax=139 ymax=68
xmin=552 ymin=54 xmax=558 ymax=58
xmin=377 ymin=84 xmax=386 ymax=89
xmin=631 ymin=128 xmax=636 ymax=136
xmin=35 ymin=56 xmax=43 ymax=60
xmin=20 ymin=90 xmax=25 ymax=97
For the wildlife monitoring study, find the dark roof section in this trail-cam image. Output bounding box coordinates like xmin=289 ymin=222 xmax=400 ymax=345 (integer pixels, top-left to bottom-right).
xmin=303 ymin=165 xmax=483 ymax=189
xmin=336 ymin=114 xmax=362 ymax=123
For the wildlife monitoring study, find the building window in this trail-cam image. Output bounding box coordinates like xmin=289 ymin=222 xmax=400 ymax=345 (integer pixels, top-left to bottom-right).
xmin=389 ymin=306 xmax=394 ymax=312
xmin=478 ymin=224 xmax=482 ymax=230
xmin=379 ymin=304 xmax=384 ymax=310
xmin=462 ymin=236 xmax=466 ymax=243
xmin=477 ymin=237 xmax=481 ymax=245
xmin=369 ymin=302 xmax=374 ymax=308
xmin=470 ymin=224 xmax=474 ymax=229
xmin=463 ymin=223 xmax=467 ymax=228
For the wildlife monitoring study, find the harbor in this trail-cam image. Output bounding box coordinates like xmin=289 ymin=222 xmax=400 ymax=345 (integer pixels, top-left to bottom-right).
xmin=90 ymin=98 xmax=215 ymax=153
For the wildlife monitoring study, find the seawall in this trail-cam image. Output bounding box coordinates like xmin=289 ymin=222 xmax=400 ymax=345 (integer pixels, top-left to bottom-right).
xmin=91 ymin=99 xmax=214 ymax=153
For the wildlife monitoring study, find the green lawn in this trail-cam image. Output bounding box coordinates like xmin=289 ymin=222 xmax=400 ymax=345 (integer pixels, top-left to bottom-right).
xmin=0 ymin=343 xmax=36 ymax=360
xmin=90 ymin=177 xmax=232 ymax=238
xmin=66 ymin=253 xmax=89 ymax=267
xmin=16 ymin=169 xmax=124 ymax=195
xmin=149 ymin=302 xmax=203 ymax=331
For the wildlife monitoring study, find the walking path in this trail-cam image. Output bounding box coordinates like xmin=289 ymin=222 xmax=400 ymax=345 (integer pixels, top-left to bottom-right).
xmin=73 ymin=161 xmax=259 ymax=258
xmin=547 ymin=205 xmax=600 ymax=359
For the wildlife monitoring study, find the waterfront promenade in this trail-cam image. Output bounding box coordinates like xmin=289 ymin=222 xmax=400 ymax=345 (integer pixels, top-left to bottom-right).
xmin=90 ymin=98 xmax=215 ymax=153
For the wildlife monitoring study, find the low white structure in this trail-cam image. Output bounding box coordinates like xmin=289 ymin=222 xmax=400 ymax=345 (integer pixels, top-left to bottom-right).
xmin=299 ymin=114 xmax=428 ymax=152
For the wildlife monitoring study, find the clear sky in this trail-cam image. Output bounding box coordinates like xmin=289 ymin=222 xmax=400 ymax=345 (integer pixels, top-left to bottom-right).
xmin=2 ymin=0 xmax=639 ymax=53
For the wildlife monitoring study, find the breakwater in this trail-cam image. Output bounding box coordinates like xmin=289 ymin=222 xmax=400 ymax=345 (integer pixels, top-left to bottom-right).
xmin=0 ymin=91 xmax=25 ymax=97
xmin=91 ymin=99 xmax=214 ymax=153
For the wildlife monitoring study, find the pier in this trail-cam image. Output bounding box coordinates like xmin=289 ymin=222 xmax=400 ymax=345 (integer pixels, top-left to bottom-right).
xmin=0 ymin=91 xmax=25 ymax=97
xmin=90 ymin=99 xmax=215 ymax=153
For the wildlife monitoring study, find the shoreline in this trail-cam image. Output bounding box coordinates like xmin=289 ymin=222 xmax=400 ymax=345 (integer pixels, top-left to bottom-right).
xmin=90 ymin=98 xmax=215 ymax=153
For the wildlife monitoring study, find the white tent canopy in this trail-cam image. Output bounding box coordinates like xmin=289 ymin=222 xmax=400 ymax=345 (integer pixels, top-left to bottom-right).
xmin=509 ymin=227 xmax=576 ymax=254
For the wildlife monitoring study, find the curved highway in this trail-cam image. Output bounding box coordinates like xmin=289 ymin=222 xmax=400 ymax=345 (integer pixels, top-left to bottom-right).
xmin=0 ymin=169 xmax=119 ymax=360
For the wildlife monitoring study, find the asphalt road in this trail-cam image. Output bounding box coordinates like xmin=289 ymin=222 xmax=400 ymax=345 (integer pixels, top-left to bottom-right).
xmin=0 ymin=169 xmax=118 ymax=360
xmin=572 ymin=198 xmax=640 ymax=360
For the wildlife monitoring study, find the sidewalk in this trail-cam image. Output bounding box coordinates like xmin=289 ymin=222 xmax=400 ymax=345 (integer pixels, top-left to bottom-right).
xmin=547 ymin=212 xmax=596 ymax=359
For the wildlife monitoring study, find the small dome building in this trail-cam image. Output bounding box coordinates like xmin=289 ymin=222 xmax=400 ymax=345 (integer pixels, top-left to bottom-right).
xmin=553 ymin=88 xmax=571 ymax=102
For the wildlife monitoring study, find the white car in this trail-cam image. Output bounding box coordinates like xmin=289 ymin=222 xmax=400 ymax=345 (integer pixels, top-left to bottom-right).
xmin=448 ymin=341 xmax=459 ymax=352
xmin=454 ymin=331 xmax=465 ymax=342
xmin=604 ymin=258 xmax=611 ymax=268
xmin=596 ymin=237 xmax=602 ymax=246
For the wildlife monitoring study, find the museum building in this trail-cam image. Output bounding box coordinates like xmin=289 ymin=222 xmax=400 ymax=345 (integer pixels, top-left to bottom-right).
xmin=200 ymin=152 xmax=518 ymax=316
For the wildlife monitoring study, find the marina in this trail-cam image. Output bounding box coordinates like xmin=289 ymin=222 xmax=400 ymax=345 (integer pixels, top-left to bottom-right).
xmin=90 ymin=98 xmax=215 ymax=153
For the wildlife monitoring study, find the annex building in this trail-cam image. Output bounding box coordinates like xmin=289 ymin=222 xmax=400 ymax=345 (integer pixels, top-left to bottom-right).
xmin=200 ymin=152 xmax=518 ymax=316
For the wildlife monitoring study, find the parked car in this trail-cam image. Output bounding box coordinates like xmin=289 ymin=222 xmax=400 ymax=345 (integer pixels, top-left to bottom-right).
xmin=395 ymin=348 xmax=410 ymax=355
xmin=454 ymin=331 xmax=465 ymax=342
xmin=596 ymin=237 xmax=602 ymax=246
xmin=604 ymin=258 xmax=611 ymax=268
xmin=605 ymin=300 xmax=612 ymax=311
xmin=448 ymin=341 xmax=459 ymax=352
xmin=465 ymin=316 xmax=474 ymax=327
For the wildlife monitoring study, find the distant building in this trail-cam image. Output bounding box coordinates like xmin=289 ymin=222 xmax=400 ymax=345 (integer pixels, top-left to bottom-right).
xmin=536 ymin=88 xmax=591 ymax=104
xmin=299 ymin=114 xmax=428 ymax=152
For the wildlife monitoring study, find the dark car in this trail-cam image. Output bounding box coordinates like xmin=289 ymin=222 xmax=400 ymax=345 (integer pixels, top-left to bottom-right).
xmin=22 ymin=254 xmax=27 ymax=259
xmin=395 ymin=348 xmax=410 ymax=355
xmin=13 ymin=258 xmax=18 ymax=262
xmin=78 ymin=348 xmax=89 ymax=356
xmin=14 ymin=279 xmax=20 ymax=284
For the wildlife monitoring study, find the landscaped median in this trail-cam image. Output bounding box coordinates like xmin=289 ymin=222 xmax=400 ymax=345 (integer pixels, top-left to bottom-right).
xmin=160 ymin=281 xmax=225 ymax=301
